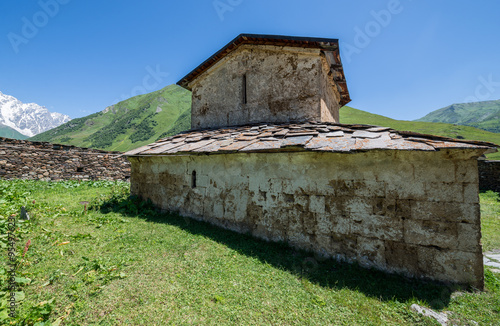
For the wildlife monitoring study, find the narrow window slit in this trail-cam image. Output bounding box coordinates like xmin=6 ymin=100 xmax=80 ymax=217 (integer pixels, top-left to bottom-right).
xmin=242 ymin=74 xmax=247 ymax=104
xmin=191 ymin=170 xmax=197 ymax=188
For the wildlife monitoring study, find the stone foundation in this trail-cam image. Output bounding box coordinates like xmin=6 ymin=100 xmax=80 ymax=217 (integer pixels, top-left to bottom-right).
xmin=129 ymin=149 xmax=485 ymax=289
xmin=0 ymin=137 xmax=130 ymax=181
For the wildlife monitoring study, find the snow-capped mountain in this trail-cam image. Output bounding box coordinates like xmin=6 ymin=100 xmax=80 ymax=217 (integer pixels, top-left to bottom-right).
xmin=0 ymin=91 xmax=71 ymax=137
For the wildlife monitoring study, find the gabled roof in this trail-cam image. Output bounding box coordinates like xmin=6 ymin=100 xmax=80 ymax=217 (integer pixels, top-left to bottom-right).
xmin=176 ymin=34 xmax=351 ymax=106
xmin=124 ymin=122 xmax=498 ymax=156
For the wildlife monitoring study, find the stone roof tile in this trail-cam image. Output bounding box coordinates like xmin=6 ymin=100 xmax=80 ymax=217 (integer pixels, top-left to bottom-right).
xmin=124 ymin=122 xmax=498 ymax=156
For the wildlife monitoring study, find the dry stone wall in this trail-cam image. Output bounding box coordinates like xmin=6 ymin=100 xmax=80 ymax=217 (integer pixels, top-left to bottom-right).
xmin=129 ymin=149 xmax=484 ymax=289
xmin=0 ymin=137 xmax=130 ymax=181
xmin=478 ymin=160 xmax=500 ymax=193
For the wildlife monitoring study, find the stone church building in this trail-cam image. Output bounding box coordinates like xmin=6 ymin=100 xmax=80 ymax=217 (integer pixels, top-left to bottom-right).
xmin=125 ymin=34 xmax=497 ymax=289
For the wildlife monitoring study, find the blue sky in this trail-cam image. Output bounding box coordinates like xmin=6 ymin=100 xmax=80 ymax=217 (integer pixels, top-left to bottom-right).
xmin=1 ymin=0 xmax=500 ymax=121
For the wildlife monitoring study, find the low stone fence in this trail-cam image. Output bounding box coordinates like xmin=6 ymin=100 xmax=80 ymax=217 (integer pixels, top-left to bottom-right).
xmin=478 ymin=160 xmax=500 ymax=193
xmin=0 ymin=137 xmax=130 ymax=181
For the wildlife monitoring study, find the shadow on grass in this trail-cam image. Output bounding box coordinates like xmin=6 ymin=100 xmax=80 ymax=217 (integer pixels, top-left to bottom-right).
xmin=95 ymin=194 xmax=455 ymax=310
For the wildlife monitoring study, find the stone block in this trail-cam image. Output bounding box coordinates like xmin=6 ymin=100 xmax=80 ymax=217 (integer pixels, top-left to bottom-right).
xmin=410 ymin=201 xmax=479 ymax=224
xmin=288 ymin=213 xmax=304 ymax=234
xmin=384 ymin=241 xmax=419 ymax=275
xmin=345 ymin=197 xmax=372 ymax=215
xmin=463 ymin=183 xmax=479 ymax=203
xmin=372 ymin=196 xmax=396 ymax=216
xmin=457 ymin=223 xmax=482 ymax=253
xmin=248 ymin=175 xmax=261 ymax=192
xmin=404 ymin=219 xmax=458 ymax=249
xmin=196 ymin=173 xmax=210 ymax=188
xmin=250 ymin=189 xmax=268 ymax=206
xmin=413 ymin=157 xmax=456 ymax=183
xmin=375 ymin=161 xmax=414 ymax=184
xmin=302 ymin=211 xmax=316 ymax=235
xmin=331 ymin=234 xmax=357 ymax=259
xmin=206 ymin=199 xmax=224 ymax=220
xmin=158 ymin=171 xmax=183 ymax=185
xmin=455 ymin=160 xmax=478 ymax=183
xmin=223 ymin=189 xmax=248 ymax=222
xmin=417 ymin=247 xmax=483 ymax=288
xmin=281 ymin=179 xmax=295 ymax=194
xmin=316 ymin=213 xmax=333 ymax=235
xmin=265 ymin=193 xmax=280 ymax=209
xmin=331 ymin=179 xmax=379 ymax=197
xmin=335 ymin=156 xmax=379 ymax=181
xmin=287 ymin=232 xmax=312 ymax=252
xmin=268 ymin=178 xmax=283 ymax=193
xmin=356 ymin=236 xmax=385 ymax=269
xmin=246 ymin=203 xmax=263 ymax=225
xmin=395 ymin=199 xmax=412 ymax=218
xmin=278 ymin=193 xmax=295 ymax=208
xmin=386 ymin=181 xmax=426 ymax=200
xmin=425 ymin=182 xmax=464 ymax=203
xmin=350 ymin=214 xmax=403 ymax=241
xmin=313 ymin=234 xmax=333 ymax=257
xmin=252 ymin=224 xmax=271 ymax=242
xmin=325 ymin=196 xmax=346 ymax=216
xmin=309 ymin=195 xmax=325 ymax=214
xmin=330 ymin=215 xmax=351 ymax=235
xmin=294 ymin=194 xmax=310 ymax=211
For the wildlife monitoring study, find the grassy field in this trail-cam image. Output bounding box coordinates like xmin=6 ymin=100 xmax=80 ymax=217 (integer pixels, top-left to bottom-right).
xmin=1 ymin=181 xmax=500 ymax=325
xmin=480 ymin=191 xmax=500 ymax=252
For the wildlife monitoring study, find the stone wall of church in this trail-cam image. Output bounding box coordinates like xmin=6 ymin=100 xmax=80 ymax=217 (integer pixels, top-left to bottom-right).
xmin=129 ymin=149 xmax=484 ymax=289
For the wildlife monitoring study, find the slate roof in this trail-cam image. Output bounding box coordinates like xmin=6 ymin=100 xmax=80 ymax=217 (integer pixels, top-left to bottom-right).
xmin=124 ymin=122 xmax=498 ymax=156
xmin=176 ymin=34 xmax=350 ymax=106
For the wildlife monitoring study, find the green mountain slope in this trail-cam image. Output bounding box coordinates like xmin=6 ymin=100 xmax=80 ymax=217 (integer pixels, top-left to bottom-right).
xmin=0 ymin=124 xmax=28 ymax=139
xmin=416 ymin=100 xmax=500 ymax=133
xmin=30 ymin=84 xmax=191 ymax=151
xmin=341 ymin=106 xmax=500 ymax=159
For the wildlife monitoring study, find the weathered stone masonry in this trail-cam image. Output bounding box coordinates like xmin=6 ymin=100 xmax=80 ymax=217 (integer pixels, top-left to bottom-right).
xmin=129 ymin=149 xmax=484 ymax=288
xmin=478 ymin=160 xmax=500 ymax=193
xmin=0 ymin=137 xmax=130 ymax=181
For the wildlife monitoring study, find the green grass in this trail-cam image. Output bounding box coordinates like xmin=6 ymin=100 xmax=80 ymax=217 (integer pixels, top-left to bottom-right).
xmin=480 ymin=191 xmax=500 ymax=252
xmin=1 ymin=180 xmax=500 ymax=325
xmin=340 ymin=106 xmax=500 ymax=160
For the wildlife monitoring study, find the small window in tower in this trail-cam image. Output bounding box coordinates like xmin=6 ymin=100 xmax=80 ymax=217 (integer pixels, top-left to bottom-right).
xmin=76 ymin=167 xmax=84 ymax=172
xmin=242 ymin=74 xmax=247 ymax=104
xmin=191 ymin=170 xmax=197 ymax=188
